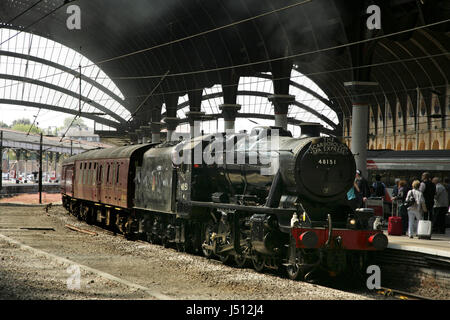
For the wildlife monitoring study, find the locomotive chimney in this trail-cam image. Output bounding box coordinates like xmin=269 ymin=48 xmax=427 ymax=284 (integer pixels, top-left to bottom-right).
xmin=299 ymin=122 xmax=322 ymax=138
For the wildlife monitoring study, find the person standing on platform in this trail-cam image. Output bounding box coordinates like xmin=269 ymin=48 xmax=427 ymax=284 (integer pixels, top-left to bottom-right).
xmin=392 ymin=178 xmax=401 ymax=198
xmin=355 ymin=169 xmax=370 ymax=208
xmin=396 ymin=180 xmax=409 ymax=234
xmin=405 ymin=180 xmax=428 ymax=238
xmin=398 ymin=180 xmax=409 ymax=202
xmin=372 ymin=175 xmax=386 ymax=198
xmin=432 ymin=177 xmax=448 ymax=234
xmin=347 ymin=180 xmax=359 ymax=211
xmin=419 ymin=172 xmax=436 ymax=221
xmin=443 ymin=178 xmax=450 ymax=206
xmin=391 ymin=178 xmax=401 ymax=216
xmin=393 ymin=180 xmax=409 ymax=204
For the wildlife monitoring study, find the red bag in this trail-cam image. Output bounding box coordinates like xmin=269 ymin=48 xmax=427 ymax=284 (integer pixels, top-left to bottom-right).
xmin=388 ymin=216 xmax=402 ymax=236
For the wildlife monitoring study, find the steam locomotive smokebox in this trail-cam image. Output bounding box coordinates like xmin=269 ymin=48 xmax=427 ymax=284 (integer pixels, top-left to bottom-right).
xmin=299 ymin=122 xmax=322 ymax=138
xmin=293 ymin=136 xmax=355 ymax=203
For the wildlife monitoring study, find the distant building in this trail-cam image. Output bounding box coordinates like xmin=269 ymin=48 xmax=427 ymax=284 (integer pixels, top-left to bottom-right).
xmin=62 ymin=127 xmax=100 ymax=142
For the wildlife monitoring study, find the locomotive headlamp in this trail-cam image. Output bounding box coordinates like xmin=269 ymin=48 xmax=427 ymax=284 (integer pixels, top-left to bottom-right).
xmin=346 ymin=216 xmax=358 ymax=229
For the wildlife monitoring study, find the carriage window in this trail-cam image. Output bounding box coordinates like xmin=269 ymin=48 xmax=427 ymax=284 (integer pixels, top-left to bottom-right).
xmin=116 ymin=164 xmax=120 ymax=183
xmin=98 ymin=165 xmax=103 ymax=182
xmin=83 ymin=163 xmax=87 ymax=184
xmin=92 ymin=163 xmax=97 ymax=185
xmin=107 ymin=164 xmax=110 ymax=183
xmin=112 ymin=164 xmax=116 ymax=185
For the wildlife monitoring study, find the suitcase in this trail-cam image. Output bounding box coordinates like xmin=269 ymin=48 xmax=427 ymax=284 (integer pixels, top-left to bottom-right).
xmin=388 ymin=217 xmax=403 ymax=235
xmin=417 ymin=220 xmax=432 ymax=240
xmin=388 ymin=201 xmax=402 ymax=236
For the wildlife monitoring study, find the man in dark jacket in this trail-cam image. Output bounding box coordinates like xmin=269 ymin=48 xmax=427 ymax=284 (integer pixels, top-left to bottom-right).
xmin=420 ymin=172 xmax=436 ymax=221
xmin=355 ymin=169 xmax=370 ymax=208
xmin=372 ymin=175 xmax=386 ymax=198
xmin=444 ymin=178 xmax=450 ymax=205
xmin=432 ymin=177 xmax=448 ymax=234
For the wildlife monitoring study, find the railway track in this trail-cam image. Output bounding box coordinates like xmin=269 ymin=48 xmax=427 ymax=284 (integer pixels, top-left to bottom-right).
xmin=1 ymin=205 xmax=374 ymax=300
xmin=376 ymin=287 xmax=432 ymax=300
xmin=63 ymin=215 xmax=442 ymax=301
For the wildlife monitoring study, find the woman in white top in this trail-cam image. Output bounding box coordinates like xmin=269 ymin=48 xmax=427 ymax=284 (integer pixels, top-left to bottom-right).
xmin=405 ymin=180 xmax=428 ymax=238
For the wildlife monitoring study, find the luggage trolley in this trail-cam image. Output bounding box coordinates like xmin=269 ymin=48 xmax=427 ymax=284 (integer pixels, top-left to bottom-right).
xmin=366 ymin=197 xmax=384 ymax=217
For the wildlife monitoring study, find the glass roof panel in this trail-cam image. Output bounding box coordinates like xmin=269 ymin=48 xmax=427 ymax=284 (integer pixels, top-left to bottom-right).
xmin=174 ymin=71 xmax=337 ymax=135
xmin=0 ymin=27 xmax=130 ymax=129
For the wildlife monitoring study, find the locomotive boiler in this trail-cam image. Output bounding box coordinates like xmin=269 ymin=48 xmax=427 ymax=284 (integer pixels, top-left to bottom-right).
xmin=61 ymin=123 xmax=388 ymax=281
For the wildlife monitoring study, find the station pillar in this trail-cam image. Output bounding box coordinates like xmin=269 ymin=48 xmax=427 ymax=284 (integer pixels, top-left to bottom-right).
xmin=151 ymin=122 xmax=162 ymax=143
xmin=268 ymin=94 xmax=295 ymax=130
xmin=129 ymin=132 xmax=138 ymax=144
xmin=140 ymin=126 xmax=152 ymax=143
xmin=219 ymin=104 xmax=241 ymax=132
xmin=135 ymin=129 xmax=143 ymax=144
xmin=186 ymin=111 xmax=205 ymax=138
xmin=163 ymin=117 xmax=180 ymax=142
xmin=187 ymin=89 xmax=204 ymax=138
xmin=164 ymin=95 xmax=180 ymax=142
xmin=344 ymin=81 xmax=378 ymax=179
xmin=54 ymin=152 xmax=60 ymax=181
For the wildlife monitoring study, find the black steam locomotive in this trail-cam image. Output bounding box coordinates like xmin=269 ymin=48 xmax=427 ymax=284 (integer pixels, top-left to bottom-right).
xmin=61 ymin=123 xmax=388 ymax=281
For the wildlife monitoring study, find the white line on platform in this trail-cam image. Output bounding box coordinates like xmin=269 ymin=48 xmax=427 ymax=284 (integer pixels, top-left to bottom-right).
xmin=0 ymin=203 xmax=62 ymax=207
xmin=0 ymin=233 xmax=173 ymax=300
xmin=387 ymin=242 xmax=450 ymax=259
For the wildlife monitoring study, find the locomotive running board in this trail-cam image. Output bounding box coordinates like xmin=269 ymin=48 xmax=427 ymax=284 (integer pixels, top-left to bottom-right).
xmin=187 ymin=201 xmax=296 ymax=215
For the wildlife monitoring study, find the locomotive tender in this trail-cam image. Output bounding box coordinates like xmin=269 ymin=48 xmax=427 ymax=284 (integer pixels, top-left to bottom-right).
xmin=61 ymin=123 xmax=388 ymax=280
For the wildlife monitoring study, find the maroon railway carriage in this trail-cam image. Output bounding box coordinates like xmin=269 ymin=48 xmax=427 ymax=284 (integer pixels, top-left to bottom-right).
xmin=61 ymin=144 xmax=152 ymax=225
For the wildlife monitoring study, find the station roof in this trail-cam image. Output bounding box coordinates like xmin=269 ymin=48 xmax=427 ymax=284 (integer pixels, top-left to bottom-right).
xmin=1 ymin=0 xmax=449 ymax=131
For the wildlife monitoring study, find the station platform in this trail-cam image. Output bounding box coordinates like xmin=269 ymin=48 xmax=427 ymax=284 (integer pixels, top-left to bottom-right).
xmin=376 ymin=231 xmax=450 ymax=298
xmin=385 ymin=230 xmax=450 ymax=259
xmin=0 ymin=183 xmax=60 ymax=197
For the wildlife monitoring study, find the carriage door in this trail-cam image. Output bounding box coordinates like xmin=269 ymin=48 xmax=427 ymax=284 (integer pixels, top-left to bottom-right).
xmin=96 ymin=163 xmax=103 ymax=202
xmin=93 ymin=163 xmax=97 ymax=200
xmin=69 ymin=166 xmax=74 ymax=197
